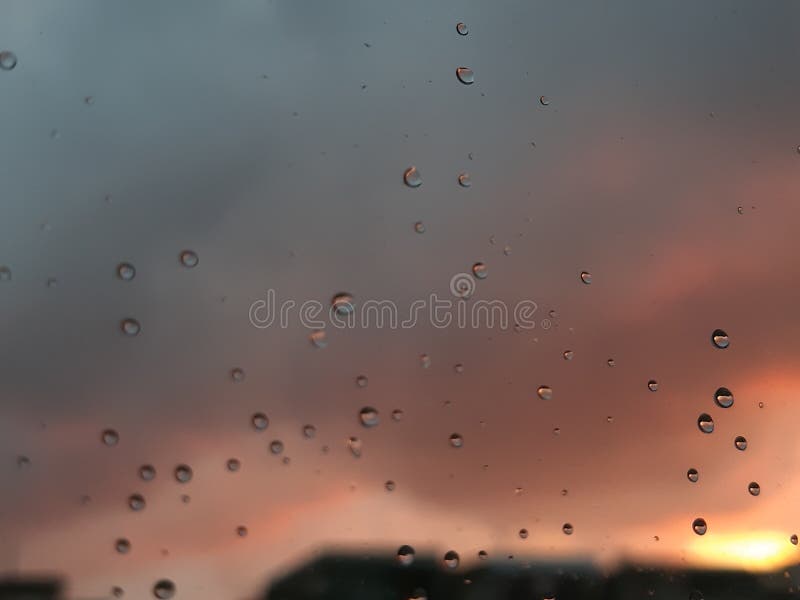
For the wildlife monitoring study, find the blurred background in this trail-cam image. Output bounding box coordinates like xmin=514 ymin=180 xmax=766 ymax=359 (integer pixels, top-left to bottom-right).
xmin=1 ymin=0 xmax=800 ymax=598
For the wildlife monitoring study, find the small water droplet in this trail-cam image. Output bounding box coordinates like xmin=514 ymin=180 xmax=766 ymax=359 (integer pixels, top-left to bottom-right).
xmin=226 ymin=458 xmax=241 ymax=472
xmin=355 ymin=375 xmax=369 ymax=388
xmin=117 ymin=263 xmax=136 ymax=281
xmin=606 ymin=416 xmax=614 ymax=423
xmin=391 ymin=409 xmax=404 ymax=422
xmin=112 ymin=586 xmax=124 ymax=598
xmin=331 ymin=292 xmax=355 ymax=316
xmin=458 ymin=172 xmax=472 ymax=187
xmin=236 ymin=526 xmax=248 ymax=537
xmin=580 ymin=271 xmax=592 ymax=284
xmin=443 ymin=550 xmax=460 ymax=568
xmin=174 ymin=464 xmax=193 ymax=483
xmin=562 ymin=523 xmax=574 ymax=535
xmin=456 ymin=67 xmax=474 ymax=85
xmin=310 ymin=330 xmax=328 ymax=348
xmin=647 ymin=380 xmax=659 ymax=392
xmin=697 ymin=413 xmax=715 ymax=434
xmin=711 ymin=329 xmax=729 ymax=349
xmin=408 ymin=589 xmax=427 ymax=600
xmin=347 ymin=436 xmax=362 ymax=457
xmin=734 ymin=435 xmax=748 ymax=451
xmin=519 ymin=528 xmax=529 ymax=539
xmin=791 ymin=534 xmax=798 ymax=545
xmin=456 ymin=22 xmax=468 ymax=35
xmin=120 ymin=318 xmax=141 ymax=336
xmin=397 ymin=544 xmax=415 ymax=566
xmin=101 ymin=429 xmax=119 ymax=447
xmin=748 ymin=481 xmax=761 ymax=496
xmin=607 ymin=358 xmax=616 ymax=367
xmin=359 ymin=406 xmax=379 ymax=428
xmin=181 ymin=494 xmax=191 ymax=504
xmin=153 ymin=579 xmax=175 ymax=599
xmin=478 ymin=550 xmax=488 ymax=560
xmin=139 ymin=465 xmax=156 ymax=481
xmin=251 ymin=412 xmax=269 ymax=431
xmin=302 ymin=424 xmax=316 ymax=439
xmin=0 ymin=266 xmax=11 ymax=281
xmin=737 ymin=206 xmax=744 ymax=215
xmin=230 ymin=368 xmax=245 ymax=383
xmin=454 ymin=363 xmax=464 ymax=374
xmin=692 ymin=518 xmax=707 ymax=535
xmin=472 ymin=262 xmax=488 ymax=279
xmin=687 ymin=468 xmax=699 ymax=483
xmin=269 ymin=440 xmax=284 ymax=455
xmin=128 ymin=494 xmax=146 ymax=512
xmin=179 ymin=250 xmax=199 ymax=268
xmin=115 ymin=538 xmax=131 ymax=554
xmin=0 ymin=50 xmax=18 ymax=71
xmin=84 ymin=96 xmax=94 ymax=105
xmin=562 ymin=350 xmax=574 ymax=361
xmin=414 ymin=221 xmax=426 ymax=233
xmin=385 ymin=480 xmax=396 ymax=492
xmin=503 ymin=244 xmax=512 ymax=256
xmin=552 ymin=427 xmax=561 ymax=436
xmin=449 ymin=433 xmax=464 ymax=448
xmin=537 ymin=385 xmax=553 ymax=400
xmin=689 ymin=590 xmax=704 ymax=600
xmin=539 ymin=95 xmax=550 ymax=106
xmin=404 ymin=166 xmax=422 ymax=188
xmin=420 ymin=353 xmax=431 ymax=368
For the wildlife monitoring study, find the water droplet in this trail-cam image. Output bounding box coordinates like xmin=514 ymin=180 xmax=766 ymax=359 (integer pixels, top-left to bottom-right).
xmin=251 ymin=412 xmax=269 ymax=431
xmin=359 ymin=407 xmax=379 ymax=428
xmin=120 ymin=318 xmax=141 ymax=336
xmin=356 ymin=375 xmax=369 ymax=388
xmin=397 ymin=544 xmax=415 ymax=566
xmin=45 ymin=277 xmax=58 ymax=288
xmin=391 ymin=409 xmax=404 ymax=422
xmin=552 ymin=427 xmax=561 ymax=436
xmin=269 ymin=440 xmax=284 ymax=455
xmin=112 ymin=586 xmax=124 ymax=598
xmin=128 ymin=494 xmax=146 ymax=511
xmin=519 ymin=528 xmax=529 ymax=539
xmin=404 ymin=166 xmax=422 ymax=188
xmin=331 ymin=293 xmax=354 ymax=316
xmin=139 ymin=465 xmax=156 ymax=481
xmin=0 ymin=266 xmax=11 ymax=281
xmin=454 ymin=363 xmax=464 ymax=374
xmin=737 ymin=206 xmax=744 ymax=215
xmin=0 ymin=50 xmax=18 ymax=71
xmin=458 ymin=172 xmax=472 ymax=188
xmin=758 ymin=401 xmax=764 ymax=408
xmin=310 ymin=330 xmax=328 ymax=348
xmin=174 ymin=464 xmax=193 ymax=483
xmin=449 ymin=433 xmax=464 ymax=448
xmin=687 ymin=468 xmax=699 ymax=483
xmin=472 ymin=262 xmax=488 ymax=279
xmin=115 ymin=538 xmax=131 ymax=554
xmin=714 ymin=387 xmax=734 ymax=408
xmin=236 ymin=526 xmax=248 ymax=537
xmin=116 ymin=263 xmax=136 ymax=281
xmin=711 ymin=329 xmax=729 ymax=349
xmin=607 ymin=358 xmax=616 ymax=367
xmin=408 ymin=589 xmax=427 ymax=600
xmin=302 ymin=424 xmax=316 ymax=439
xmin=443 ymin=550 xmax=460 ymax=568
xmin=347 ymin=436 xmax=362 ymax=457
xmin=606 ymin=416 xmax=614 ymax=423
xmin=478 ymin=550 xmax=488 ymax=560
xmin=539 ymin=95 xmax=550 ymax=106
xmin=455 ymin=65 xmax=474 ymax=83
xmin=563 ymin=350 xmax=574 ymax=361
xmin=84 ymin=96 xmax=94 ymax=105
xmin=180 ymin=494 xmax=191 ymax=503
xmin=692 ymin=518 xmax=707 ymax=535
xmin=226 ymin=458 xmax=241 ymax=472
xmin=503 ymin=245 xmax=512 ymax=256
xmin=734 ymin=435 xmax=748 ymax=451
xmin=385 ymin=480 xmax=396 ymax=492
xmin=748 ymin=481 xmax=760 ymax=496
xmin=414 ymin=221 xmax=426 ymax=233
xmin=791 ymin=534 xmax=798 ymax=545
xmin=562 ymin=523 xmax=574 ymax=535
xmin=647 ymin=380 xmax=659 ymax=392
xmin=101 ymin=429 xmax=119 ymax=447
xmin=580 ymin=271 xmax=592 ymax=284
xmin=179 ymin=250 xmax=198 ymax=268
xmin=697 ymin=413 xmax=715 ymax=434
xmin=456 ymin=22 xmax=468 ymax=35
xmin=230 ymin=368 xmax=245 ymax=383
xmin=153 ymin=579 xmax=175 ymax=599
xmin=420 ymin=353 xmax=431 ymax=368
xmin=537 ymin=385 xmax=553 ymax=400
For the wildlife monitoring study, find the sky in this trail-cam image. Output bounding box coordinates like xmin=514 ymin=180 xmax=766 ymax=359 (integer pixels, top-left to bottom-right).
xmin=1 ymin=0 xmax=800 ymax=598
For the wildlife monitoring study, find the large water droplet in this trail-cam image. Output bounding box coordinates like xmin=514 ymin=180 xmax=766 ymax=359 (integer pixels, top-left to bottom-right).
xmin=128 ymin=494 xmax=146 ymax=511
xmin=302 ymin=424 xmax=316 ymax=439
xmin=714 ymin=387 xmax=734 ymax=408
xmin=115 ymin=538 xmax=131 ymax=554
xmin=230 ymin=368 xmax=245 ymax=383
xmin=518 ymin=528 xmax=529 ymax=539
xmin=687 ymin=468 xmax=699 ymax=483
xmin=101 ymin=429 xmax=119 ymax=447
xmin=331 ymin=293 xmax=354 ymax=316
xmin=647 ymin=380 xmax=659 ymax=392
xmin=251 ymin=413 xmax=269 ymax=431
xmin=458 ymin=172 xmax=472 ymax=188
xmin=117 ymin=263 xmax=136 ymax=281
xmin=397 ymin=544 xmax=415 ymax=566
xmin=403 ymin=166 xmax=422 ymax=188
xmin=537 ymin=385 xmax=553 ymax=400
xmin=179 ymin=250 xmax=198 ymax=268
xmin=226 ymin=458 xmax=241 ymax=472
xmin=562 ymin=523 xmax=574 ymax=535
xmin=0 ymin=50 xmax=17 ymax=71
xmin=456 ymin=22 xmax=469 ymax=36
xmin=748 ymin=481 xmax=760 ymax=496
xmin=697 ymin=413 xmax=715 ymax=434
xmin=580 ymin=271 xmax=592 ymax=284
xmin=153 ymin=580 xmax=175 ymax=599
xmin=120 ymin=318 xmax=141 ymax=337
xmin=472 ymin=262 xmax=488 ymax=279
xmin=139 ymin=465 xmax=156 ymax=481
xmin=734 ymin=435 xmax=748 ymax=451
xmin=456 ymin=67 xmax=474 ymax=85
xmin=269 ymin=440 xmax=284 ymax=455
xmin=711 ymin=329 xmax=729 ymax=349
xmin=174 ymin=464 xmax=192 ymax=483
xmin=310 ymin=330 xmax=328 ymax=348
xmin=443 ymin=550 xmax=460 ymax=568
xmin=692 ymin=518 xmax=707 ymax=535
xmin=359 ymin=407 xmax=379 ymax=428
xmin=348 ymin=436 xmax=362 ymax=457
xmin=449 ymin=433 xmax=464 ymax=448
